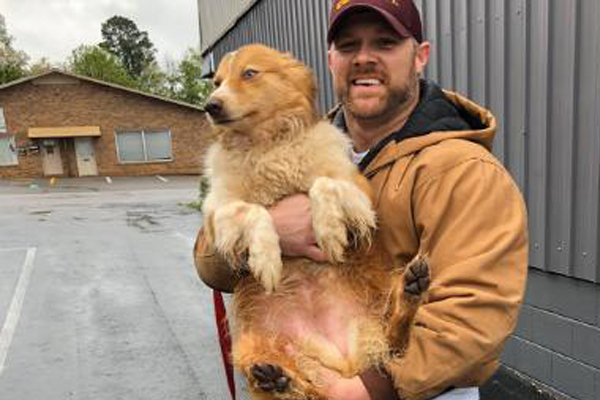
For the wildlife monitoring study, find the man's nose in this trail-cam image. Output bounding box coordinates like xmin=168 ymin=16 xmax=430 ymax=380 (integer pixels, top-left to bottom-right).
xmin=353 ymin=45 xmax=377 ymax=66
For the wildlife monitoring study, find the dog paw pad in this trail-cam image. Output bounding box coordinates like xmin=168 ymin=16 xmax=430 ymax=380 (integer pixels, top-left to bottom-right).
xmin=251 ymin=363 xmax=290 ymax=393
xmin=404 ymin=257 xmax=430 ymax=296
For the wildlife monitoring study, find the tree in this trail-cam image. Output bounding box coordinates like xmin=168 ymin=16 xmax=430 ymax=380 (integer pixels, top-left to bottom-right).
xmin=159 ymin=48 xmax=211 ymax=106
xmin=28 ymin=57 xmax=53 ymax=75
xmin=67 ymin=45 xmax=135 ymax=87
xmin=0 ymin=14 xmax=29 ymax=84
xmin=99 ymin=16 xmax=156 ymax=79
xmin=135 ymin=60 xmax=167 ymax=95
xmin=175 ymin=48 xmax=212 ymax=105
xmin=0 ymin=14 xmax=7 ymax=41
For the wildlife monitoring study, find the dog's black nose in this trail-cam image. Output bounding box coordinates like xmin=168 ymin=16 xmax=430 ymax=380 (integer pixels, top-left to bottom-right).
xmin=205 ymin=98 xmax=224 ymax=119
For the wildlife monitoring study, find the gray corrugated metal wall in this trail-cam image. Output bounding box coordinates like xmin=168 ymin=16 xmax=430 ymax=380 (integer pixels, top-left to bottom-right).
xmin=415 ymin=0 xmax=600 ymax=285
xmin=201 ymin=0 xmax=600 ymax=285
xmin=198 ymin=0 xmax=256 ymax=52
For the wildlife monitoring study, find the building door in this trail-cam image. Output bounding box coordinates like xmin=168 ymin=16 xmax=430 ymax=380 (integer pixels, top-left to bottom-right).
xmin=74 ymin=137 xmax=98 ymax=177
xmin=41 ymin=139 xmax=64 ymax=176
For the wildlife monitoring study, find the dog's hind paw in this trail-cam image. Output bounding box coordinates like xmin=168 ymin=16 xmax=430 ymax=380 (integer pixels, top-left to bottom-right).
xmin=251 ymin=363 xmax=291 ymax=393
xmin=403 ymin=256 xmax=430 ymax=299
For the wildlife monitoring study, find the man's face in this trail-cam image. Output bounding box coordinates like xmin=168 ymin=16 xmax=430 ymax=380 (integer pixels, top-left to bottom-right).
xmin=328 ymin=10 xmax=425 ymax=121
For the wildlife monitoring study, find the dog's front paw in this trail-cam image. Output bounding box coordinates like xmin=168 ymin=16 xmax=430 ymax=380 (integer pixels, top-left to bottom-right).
xmin=313 ymin=202 xmax=348 ymax=263
xmin=309 ymin=179 xmax=348 ymax=263
xmin=309 ymin=177 xmax=376 ymax=263
xmin=241 ymin=204 xmax=283 ymax=293
xmin=247 ymin=238 xmax=282 ymax=294
xmin=213 ymin=201 xmax=250 ymax=266
xmin=213 ymin=202 xmax=283 ymax=292
xmin=314 ymin=221 xmax=348 ymax=264
xmin=342 ymin=188 xmax=376 ymax=250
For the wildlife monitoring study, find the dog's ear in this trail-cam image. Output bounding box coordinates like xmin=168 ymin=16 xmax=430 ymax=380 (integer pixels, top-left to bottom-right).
xmin=213 ymin=51 xmax=236 ymax=83
xmin=284 ymin=55 xmax=318 ymax=118
xmin=301 ymin=64 xmax=318 ymax=107
xmin=291 ymin=58 xmax=317 ymax=103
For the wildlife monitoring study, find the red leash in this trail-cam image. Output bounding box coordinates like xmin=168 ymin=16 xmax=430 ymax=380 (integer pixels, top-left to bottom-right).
xmin=213 ymin=289 xmax=236 ymax=399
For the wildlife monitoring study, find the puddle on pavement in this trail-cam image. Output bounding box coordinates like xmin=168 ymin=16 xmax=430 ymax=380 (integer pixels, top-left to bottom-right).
xmin=126 ymin=211 xmax=162 ymax=232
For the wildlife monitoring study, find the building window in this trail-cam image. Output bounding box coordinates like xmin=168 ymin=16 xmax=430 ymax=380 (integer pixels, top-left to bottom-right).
xmin=0 ymin=107 xmax=6 ymax=134
xmin=0 ymin=136 xmax=18 ymax=166
xmin=115 ymin=130 xmax=172 ymax=163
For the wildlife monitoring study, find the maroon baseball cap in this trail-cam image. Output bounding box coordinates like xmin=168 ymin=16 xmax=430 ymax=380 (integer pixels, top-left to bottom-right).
xmin=328 ymin=0 xmax=423 ymax=44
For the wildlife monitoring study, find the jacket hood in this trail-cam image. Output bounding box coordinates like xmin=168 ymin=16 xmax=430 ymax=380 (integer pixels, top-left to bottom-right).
xmin=329 ymin=80 xmax=497 ymax=176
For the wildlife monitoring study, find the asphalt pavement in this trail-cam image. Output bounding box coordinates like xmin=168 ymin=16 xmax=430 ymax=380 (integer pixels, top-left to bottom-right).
xmin=0 ymin=175 xmax=232 ymax=400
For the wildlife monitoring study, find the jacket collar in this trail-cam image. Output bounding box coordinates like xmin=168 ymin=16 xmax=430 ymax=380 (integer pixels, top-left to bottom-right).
xmin=328 ymin=80 xmax=497 ymax=177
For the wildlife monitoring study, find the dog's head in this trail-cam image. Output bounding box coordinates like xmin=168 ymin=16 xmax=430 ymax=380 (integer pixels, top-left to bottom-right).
xmin=204 ymin=44 xmax=318 ymax=140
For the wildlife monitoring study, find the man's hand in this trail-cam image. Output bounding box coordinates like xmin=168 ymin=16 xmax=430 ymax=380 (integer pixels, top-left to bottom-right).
xmin=268 ymin=194 xmax=328 ymax=262
xmin=322 ymin=368 xmax=372 ymax=400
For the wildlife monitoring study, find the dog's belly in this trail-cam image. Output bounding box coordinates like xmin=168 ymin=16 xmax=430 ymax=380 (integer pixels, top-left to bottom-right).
xmin=271 ymin=275 xmax=358 ymax=357
xmin=234 ymin=258 xmax=390 ymax=362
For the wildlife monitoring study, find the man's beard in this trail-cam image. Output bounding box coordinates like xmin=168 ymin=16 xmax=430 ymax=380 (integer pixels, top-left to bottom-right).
xmin=338 ymin=65 xmax=419 ymax=121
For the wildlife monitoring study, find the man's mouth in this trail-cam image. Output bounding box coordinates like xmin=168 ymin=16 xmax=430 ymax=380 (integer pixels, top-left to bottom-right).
xmin=352 ymin=78 xmax=383 ymax=87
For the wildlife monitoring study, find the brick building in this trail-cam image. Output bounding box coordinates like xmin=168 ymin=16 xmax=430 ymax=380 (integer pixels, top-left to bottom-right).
xmin=0 ymin=69 xmax=210 ymax=178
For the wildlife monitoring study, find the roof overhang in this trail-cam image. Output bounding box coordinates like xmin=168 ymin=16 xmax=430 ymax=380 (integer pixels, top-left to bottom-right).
xmin=1 ymin=70 xmax=205 ymax=112
xmin=28 ymin=126 xmax=101 ymax=139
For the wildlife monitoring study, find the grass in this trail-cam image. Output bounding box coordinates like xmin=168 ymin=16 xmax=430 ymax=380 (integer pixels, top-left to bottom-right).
xmin=183 ymin=175 xmax=210 ymax=212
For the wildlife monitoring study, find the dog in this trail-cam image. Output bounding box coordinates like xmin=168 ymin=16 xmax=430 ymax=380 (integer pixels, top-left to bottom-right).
xmin=202 ymin=44 xmax=429 ymax=400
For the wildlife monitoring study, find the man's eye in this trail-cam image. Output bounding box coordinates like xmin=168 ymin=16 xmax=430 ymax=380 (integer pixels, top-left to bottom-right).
xmin=242 ymin=69 xmax=258 ymax=79
xmin=335 ymin=41 xmax=356 ymax=52
xmin=377 ymin=39 xmax=398 ymax=49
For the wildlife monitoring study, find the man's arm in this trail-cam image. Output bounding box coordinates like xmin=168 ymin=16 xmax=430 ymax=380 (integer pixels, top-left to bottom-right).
xmin=194 ymin=228 xmax=238 ymax=292
xmin=385 ymin=159 xmax=528 ymax=400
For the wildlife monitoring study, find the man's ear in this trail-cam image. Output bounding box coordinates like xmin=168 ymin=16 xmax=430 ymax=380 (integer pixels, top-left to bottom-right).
xmin=415 ymin=41 xmax=431 ymax=76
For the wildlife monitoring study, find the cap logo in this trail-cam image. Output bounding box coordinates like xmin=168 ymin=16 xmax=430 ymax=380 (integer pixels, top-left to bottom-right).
xmin=334 ymin=0 xmax=350 ymax=12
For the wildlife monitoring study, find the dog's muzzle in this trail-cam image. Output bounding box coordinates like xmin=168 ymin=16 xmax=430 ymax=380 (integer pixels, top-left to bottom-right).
xmin=205 ymin=98 xmax=226 ymax=121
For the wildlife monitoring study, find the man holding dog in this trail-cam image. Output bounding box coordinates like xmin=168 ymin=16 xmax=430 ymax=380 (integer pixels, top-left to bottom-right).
xmin=196 ymin=0 xmax=528 ymax=399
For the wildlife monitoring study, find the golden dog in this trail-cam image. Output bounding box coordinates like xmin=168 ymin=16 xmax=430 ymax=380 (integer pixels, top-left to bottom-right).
xmin=202 ymin=44 xmax=429 ymax=400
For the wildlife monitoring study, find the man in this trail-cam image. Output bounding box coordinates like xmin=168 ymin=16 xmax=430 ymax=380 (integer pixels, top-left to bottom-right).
xmin=196 ymin=0 xmax=528 ymax=399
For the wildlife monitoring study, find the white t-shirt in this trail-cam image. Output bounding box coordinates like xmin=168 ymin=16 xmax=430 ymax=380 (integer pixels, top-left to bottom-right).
xmin=351 ymin=148 xmax=369 ymax=165
xmin=432 ymin=388 xmax=479 ymax=399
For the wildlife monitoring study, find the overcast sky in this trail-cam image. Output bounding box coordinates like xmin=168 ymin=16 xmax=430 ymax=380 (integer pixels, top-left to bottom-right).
xmin=0 ymin=0 xmax=200 ymax=67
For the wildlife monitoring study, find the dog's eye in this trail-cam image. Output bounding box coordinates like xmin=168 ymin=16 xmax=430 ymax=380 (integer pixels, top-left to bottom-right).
xmin=213 ymin=80 xmax=221 ymax=88
xmin=242 ymin=69 xmax=258 ymax=80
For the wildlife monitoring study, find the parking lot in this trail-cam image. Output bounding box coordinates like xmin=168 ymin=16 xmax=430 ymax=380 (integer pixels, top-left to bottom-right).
xmin=0 ymin=176 xmax=232 ymax=399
